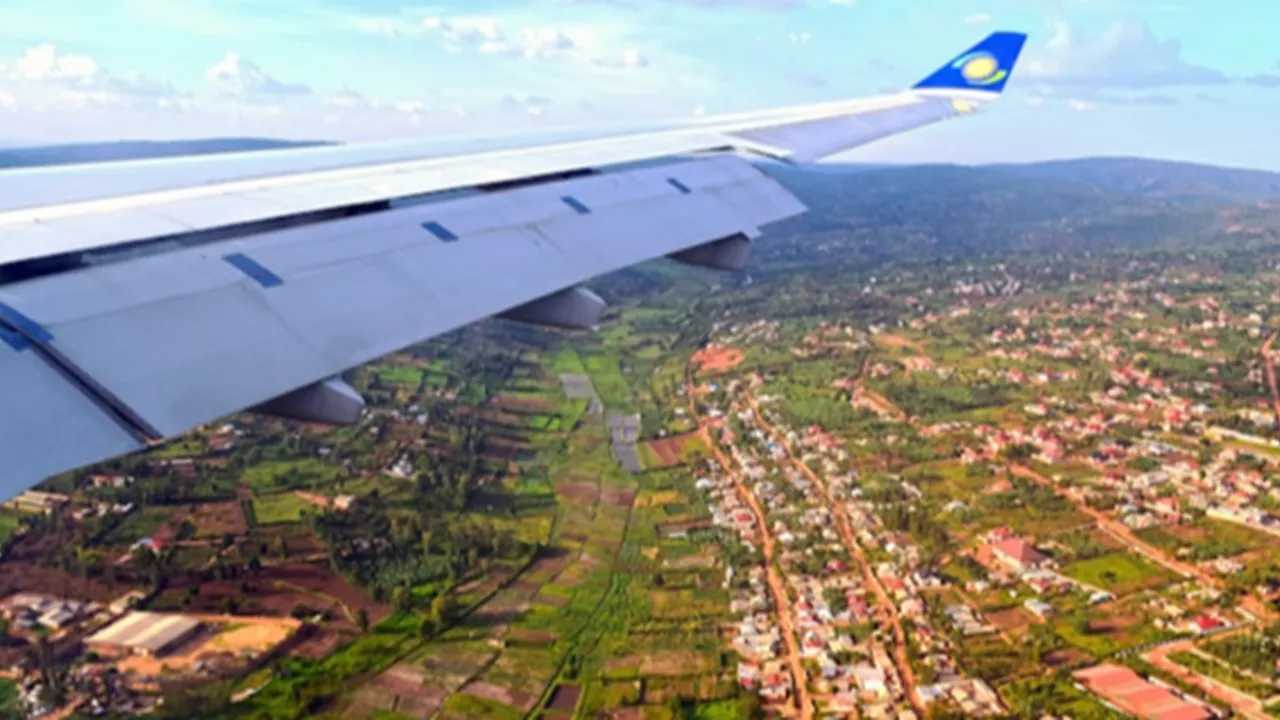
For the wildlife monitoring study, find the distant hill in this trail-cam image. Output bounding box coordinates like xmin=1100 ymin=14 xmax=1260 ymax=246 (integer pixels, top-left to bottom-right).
xmin=762 ymin=157 xmax=1280 ymax=267
xmin=990 ymin=157 xmax=1280 ymax=202
xmin=0 ymin=138 xmax=329 ymax=169
xmin=808 ymin=157 xmax=1280 ymax=203
xmin=4 ymin=138 xmax=1276 ymax=264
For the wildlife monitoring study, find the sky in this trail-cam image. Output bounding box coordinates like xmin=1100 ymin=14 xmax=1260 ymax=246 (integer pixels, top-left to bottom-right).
xmin=0 ymin=1 xmax=1276 ymax=168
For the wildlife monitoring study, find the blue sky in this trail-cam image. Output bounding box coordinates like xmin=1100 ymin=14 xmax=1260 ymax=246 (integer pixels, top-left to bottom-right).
xmin=0 ymin=1 xmax=1276 ymax=168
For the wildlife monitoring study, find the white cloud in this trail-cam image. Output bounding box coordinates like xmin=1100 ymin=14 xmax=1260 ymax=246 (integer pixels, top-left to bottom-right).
xmin=1067 ymin=98 xmax=1095 ymax=112
xmin=517 ymin=27 xmax=576 ymax=59
xmin=963 ymin=13 xmax=992 ymax=26
xmin=0 ymin=89 xmax=14 ymax=109
xmin=205 ymin=52 xmax=310 ymax=98
xmin=353 ymin=17 xmax=404 ymax=37
xmin=788 ymin=32 xmax=812 ymax=45
xmin=13 ymin=44 xmax=99 ymax=83
xmin=1023 ymin=19 xmax=1227 ymax=87
xmin=392 ymin=99 xmax=426 ymax=115
xmin=595 ymin=48 xmax=651 ymax=70
xmin=500 ymin=93 xmax=551 ymax=117
xmin=421 ymin=17 xmax=579 ymax=60
xmin=0 ymin=43 xmax=178 ymax=115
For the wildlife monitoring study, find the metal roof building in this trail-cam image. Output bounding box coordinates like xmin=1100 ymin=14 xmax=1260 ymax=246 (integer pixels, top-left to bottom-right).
xmin=86 ymin=611 xmax=202 ymax=657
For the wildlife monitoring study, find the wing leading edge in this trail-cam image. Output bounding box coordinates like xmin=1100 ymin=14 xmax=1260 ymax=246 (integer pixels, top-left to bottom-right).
xmin=0 ymin=32 xmax=1026 ymax=494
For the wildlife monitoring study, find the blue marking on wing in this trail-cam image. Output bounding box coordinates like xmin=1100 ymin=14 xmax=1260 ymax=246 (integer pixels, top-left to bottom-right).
xmin=224 ymin=253 xmax=284 ymax=288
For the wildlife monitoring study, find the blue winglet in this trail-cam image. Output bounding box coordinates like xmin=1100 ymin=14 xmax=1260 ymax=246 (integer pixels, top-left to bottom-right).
xmin=913 ymin=31 xmax=1027 ymax=93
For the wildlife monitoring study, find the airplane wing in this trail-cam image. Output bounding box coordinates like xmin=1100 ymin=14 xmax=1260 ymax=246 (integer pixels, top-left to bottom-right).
xmin=0 ymin=32 xmax=1026 ymax=494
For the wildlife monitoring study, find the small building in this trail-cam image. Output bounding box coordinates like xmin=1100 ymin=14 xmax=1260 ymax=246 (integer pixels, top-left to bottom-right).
xmin=1024 ymin=599 xmax=1054 ymax=619
xmin=2 ymin=490 xmax=70 ymax=515
xmin=86 ymin=612 xmax=203 ymax=658
xmin=989 ymin=538 xmax=1048 ymax=572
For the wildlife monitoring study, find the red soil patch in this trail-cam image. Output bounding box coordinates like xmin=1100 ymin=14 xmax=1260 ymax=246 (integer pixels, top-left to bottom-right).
xmin=492 ymin=394 xmax=557 ymax=414
xmin=372 ymin=663 xmax=429 ymax=696
xmin=600 ymin=487 xmax=636 ymax=507
xmin=988 ymin=607 xmax=1032 ymax=632
xmin=172 ymin=562 xmax=388 ymax=631
xmin=173 ymin=500 xmax=247 ymax=537
xmin=1043 ymin=647 xmax=1093 ymax=668
xmin=549 ymin=684 xmax=582 ymax=712
xmin=555 ymin=481 xmax=600 ymax=504
xmin=0 ymin=562 xmax=127 ymax=602
xmin=288 ymin=626 xmax=349 ymax=660
xmin=641 ymin=432 xmax=705 ymax=469
xmin=463 ymin=680 xmax=531 ymax=710
xmin=506 ymin=627 xmax=556 ymax=646
xmin=691 ymin=344 xmax=744 ymax=374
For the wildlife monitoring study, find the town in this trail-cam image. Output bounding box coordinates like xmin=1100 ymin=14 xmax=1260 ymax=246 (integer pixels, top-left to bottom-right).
xmin=2 ymin=160 xmax=1280 ymax=719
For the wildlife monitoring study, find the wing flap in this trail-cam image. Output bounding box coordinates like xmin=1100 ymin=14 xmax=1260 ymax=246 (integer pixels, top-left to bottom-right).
xmin=0 ymin=342 xmax=143 ymax=494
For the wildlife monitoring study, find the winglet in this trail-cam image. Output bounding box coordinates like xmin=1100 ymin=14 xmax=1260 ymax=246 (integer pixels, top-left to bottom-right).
xmin=913 ymin=31 xmax=1027 ymax=94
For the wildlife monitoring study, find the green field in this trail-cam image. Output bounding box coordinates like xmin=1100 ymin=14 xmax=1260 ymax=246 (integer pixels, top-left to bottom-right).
xmin=1063 ymin=552 xmax=1172 ymax=595
xmin=252 ymin=493 xmax=310 ymax=525
xmin=1000 ymin=676 xmax=1127 ymax=719
xmin=242 ymin=457 xmax=342 ymax=492
xmin=0 ymin=510 xmax=22 ymax=544
xmin=0 ymin=679 xmax=17 ymax=717
xmin=1170 ymin=650 xmax=1276 ymax=698
xmin=104 ymin=506 xmax=172 ymax=545
xmin=375 ymin=364 xmax=424 ymax=387
xmin=583 ymin=353 xmax=630 ymax=408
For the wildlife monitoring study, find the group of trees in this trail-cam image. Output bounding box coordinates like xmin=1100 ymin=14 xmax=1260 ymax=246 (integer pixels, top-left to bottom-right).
xmin=311 ymin=472 xmax=529 ymax=608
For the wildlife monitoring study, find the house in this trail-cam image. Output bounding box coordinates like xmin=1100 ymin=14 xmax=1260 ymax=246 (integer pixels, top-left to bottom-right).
xmin=1024 ymin=599 xmax=1054 ymax=619
xmin=988 ymin=537 xmax=1048 ymax=572
xmin=852 ymin=664 xmax=888 ymax=699
xmin=1187 ymin=614 xmax=1225 ymax=635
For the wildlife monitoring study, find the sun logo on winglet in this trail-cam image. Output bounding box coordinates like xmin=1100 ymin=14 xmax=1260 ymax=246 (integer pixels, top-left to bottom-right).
xmin=953 ymin=51 xmax=1007 ymax=86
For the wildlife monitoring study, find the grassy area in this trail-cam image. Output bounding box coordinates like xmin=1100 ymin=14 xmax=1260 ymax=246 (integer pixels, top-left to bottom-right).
xmin=214 ymin=612 xmax=421 ymax=720
xmin=104 ymin=506 xmax=172 ymax=545
xmin=252 ymin=493 xmax=310 ymax=525
xmin=1063 ymin=552 xmax=1172 ymax=595
xmin=1170 ymin=650 xmax=1276 ymax=698
xmin=0 ymin=679 xmax=18 ymax=718
xmin=583 ymin=353 xmax=630 ymax=409
xmin=687 ymin=697 xmax=761 ymax=719
xmin=0 ymin=510 xmax=23 ymax=544
xmin=1000 ymin=675 xmax=1128 ymax=719
xmin=242 ymin=457 xmax=342 ymax=492
xmin=375 ymin=364 xmax=424 ymax=387
xmin=1138 ymin=518 xmax=1280 ymax=561
xmin=1204 ymin=630 xmax=1280 ymax=679
xmin=441 ymin=693 xmax=522 ymax=719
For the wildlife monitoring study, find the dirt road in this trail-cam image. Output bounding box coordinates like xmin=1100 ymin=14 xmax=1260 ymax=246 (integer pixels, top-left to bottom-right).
xmin=1009 ymin=465 xmax=1220 ymax=589
xmin=689 ymin=377 xmax=812 ymax=719
xmin=747 ymin=394 xmax=924 ymax=715
xmin=1143 ymin=639 xmax=1273 ymax=720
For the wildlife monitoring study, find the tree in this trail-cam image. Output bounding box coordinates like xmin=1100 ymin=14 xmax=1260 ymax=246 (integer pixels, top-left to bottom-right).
xmin=428 ymin=592 xmax=455 ymax=636
xmin=356 ymin=608 xmax=370 ymax=633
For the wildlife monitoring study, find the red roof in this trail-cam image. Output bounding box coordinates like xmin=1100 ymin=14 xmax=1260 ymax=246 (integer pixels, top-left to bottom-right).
xmin=991 ymin=538 xmax=1046 ymax=566
xmin=1192 ymin=614 xmax=1223 ymax=631
xmin=1074 ymin=665 xmax=1210 ymax=720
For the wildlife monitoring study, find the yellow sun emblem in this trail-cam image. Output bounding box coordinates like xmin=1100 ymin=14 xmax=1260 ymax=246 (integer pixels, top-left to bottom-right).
xmin=961 ymin=54 xmax=999 ymax=82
